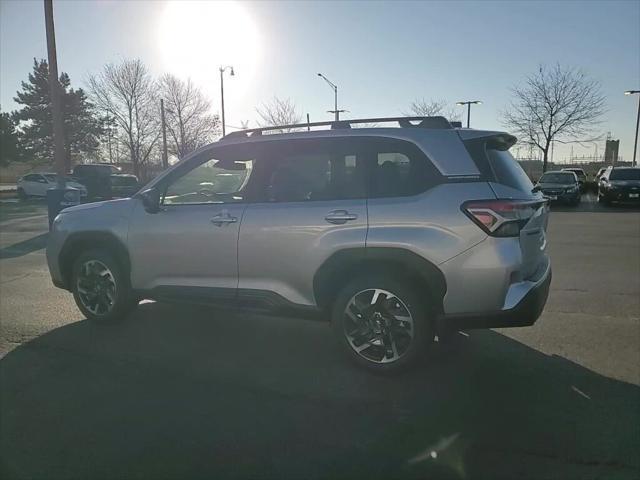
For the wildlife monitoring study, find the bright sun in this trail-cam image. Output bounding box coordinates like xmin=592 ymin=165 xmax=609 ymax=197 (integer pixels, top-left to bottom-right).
xmin=158 ymin=1 xmax=261 ymax=100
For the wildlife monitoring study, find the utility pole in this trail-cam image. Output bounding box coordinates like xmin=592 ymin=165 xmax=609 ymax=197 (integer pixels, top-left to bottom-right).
xmin=160 ymin=99 xmax=169 ymax=169
xmin=306 ymin=113 xmax=310 ymax=131
xmin=107 ymin=124 xmax=113 ymax=163
xmin=219 ymin=66 xmax=234 ymax=137
xmin=44 ymin=0 xmax=66 ymax=188
xmin=624 ymin=90 xmax=640 ymax=166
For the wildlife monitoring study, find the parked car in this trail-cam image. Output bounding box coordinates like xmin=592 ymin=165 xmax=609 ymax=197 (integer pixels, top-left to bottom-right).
xmin=71 ymin=164 xmax=119 ymax=200
xmin=595 ymin=167 xmax=607 ymax=179
xmin=534 ymin=171 xmax=580 ymax=205
xmin=17 ymin=173 xmax=87 ymax=200
xmin=598 ymin=167 xmax=640 ymax=205
xmin=110 ymin=174 xmax=139 ymax=198
xmin=46 ymin=116 xmax=551 ymax=373
xmin=561 ymin=168 xmax=588 ymax=192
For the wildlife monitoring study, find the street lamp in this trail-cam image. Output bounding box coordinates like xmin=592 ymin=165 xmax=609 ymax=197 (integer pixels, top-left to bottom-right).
xmin=317 ymin=73 xmax=346 ymax=121
xmin=456 ymin=100 xmax=482 ymax=128
xmin=219 ymin=65 xmax=234 ymax=136
xmin=624 ymin=90 xmax=640 ymax=166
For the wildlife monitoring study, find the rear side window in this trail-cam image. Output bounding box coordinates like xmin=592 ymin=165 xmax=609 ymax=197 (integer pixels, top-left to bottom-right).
xmin=369 ymin=139 xmax=442 ymax=198
xmin=465 ymin=138 xmax=533 ymax=192
xmin=261 ymin=139 xmax=366 ymax=202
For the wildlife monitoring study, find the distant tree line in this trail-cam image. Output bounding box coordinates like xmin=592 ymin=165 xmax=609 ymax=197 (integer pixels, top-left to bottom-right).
xmin=1 ymin=60 xmax=605 ymax=175
xmin=1 ymin=58 xmax=220 ymax=177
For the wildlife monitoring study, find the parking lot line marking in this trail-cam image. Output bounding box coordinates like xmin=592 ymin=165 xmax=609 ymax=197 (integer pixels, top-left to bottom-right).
xmin=571 ymin=385 xmax=591 ymax=400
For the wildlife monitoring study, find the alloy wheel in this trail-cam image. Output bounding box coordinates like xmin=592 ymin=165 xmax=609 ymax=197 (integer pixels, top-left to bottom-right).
xmin=343 ymin=288 xmax=415 ymax=364
xmin=76 ymin=260 xmax=117 ymax=316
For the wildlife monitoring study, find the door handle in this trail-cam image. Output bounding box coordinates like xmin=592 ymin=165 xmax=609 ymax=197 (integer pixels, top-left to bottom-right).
xmin=210 ymin=212 xmax=237 ymax=226
xmin=324 ymin=210 xmax=358 ymax=224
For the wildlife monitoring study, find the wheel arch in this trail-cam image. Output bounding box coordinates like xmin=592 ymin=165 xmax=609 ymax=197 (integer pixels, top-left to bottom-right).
xmin=313 ymin=248 xmax=447 ymax=314
xmin=59 ymin=231 xmax=131 ymax=289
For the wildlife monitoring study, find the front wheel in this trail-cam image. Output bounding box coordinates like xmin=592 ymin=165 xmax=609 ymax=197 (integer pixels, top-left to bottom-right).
xmin=71 ymin=249 xmax=137 ymax=322
xmin=331 ymin=274 xmax=434 ymax=373
xmin=17 ymin=188 xmax=27 ymax=201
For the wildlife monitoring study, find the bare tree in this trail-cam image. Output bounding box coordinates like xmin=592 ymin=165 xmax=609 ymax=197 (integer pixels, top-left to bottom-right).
xmin=502 ymin=64 xmax=605 ymax=172
xmin=158 ymin=74 xmax=220 ymax=159
xmin=256 ymin=96 xmax=303 ymax=133
xmin=88 ymin=59 xmax=160 ymax=177
xmin=404 ymin=98 xmax=461 ymax=122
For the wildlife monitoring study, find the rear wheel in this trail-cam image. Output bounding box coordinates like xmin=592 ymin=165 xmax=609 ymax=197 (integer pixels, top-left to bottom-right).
xmin=17 ymin=188 xmax=27 ymax=201
xmin=331 ymin=274 xmax=433 ymax=373
xmin=71 ymin=249 xmax=137 ymax=322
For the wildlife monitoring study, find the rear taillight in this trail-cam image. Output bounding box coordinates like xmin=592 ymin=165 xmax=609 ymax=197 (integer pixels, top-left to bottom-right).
xmin=462 ymin=199 xmax=546 ymax=237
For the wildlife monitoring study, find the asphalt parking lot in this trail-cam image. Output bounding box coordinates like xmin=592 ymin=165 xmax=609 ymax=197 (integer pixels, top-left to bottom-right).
xmin=1 ymin=194 xmax=639 ymax=480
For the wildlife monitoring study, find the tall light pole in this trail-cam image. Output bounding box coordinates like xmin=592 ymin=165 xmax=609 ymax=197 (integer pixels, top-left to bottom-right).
xmin=625 ymin=90 xmax=640 ymax=166
xmin=219 ymin=65 xmax=234 ymax=137
xmin=456 ymin=100 xmax=482 ymax=128
xmin=317 ymin=73 xmax=345 ymax=121
xmin=44 ymin=0 xmax=66 ymax=188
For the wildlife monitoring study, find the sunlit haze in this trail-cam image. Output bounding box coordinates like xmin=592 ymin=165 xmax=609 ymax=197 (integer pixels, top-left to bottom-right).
xmin=1 ymin=0 xmax=639 ymax=159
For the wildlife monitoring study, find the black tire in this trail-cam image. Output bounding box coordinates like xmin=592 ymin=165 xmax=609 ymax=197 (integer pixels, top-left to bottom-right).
xmin=331 ymin=274 xmax=434 ymax=374
xmin=71 ymin=249 xmax=137 ymax=322
xmin=17 ymin=188 xmax=27 ymax=201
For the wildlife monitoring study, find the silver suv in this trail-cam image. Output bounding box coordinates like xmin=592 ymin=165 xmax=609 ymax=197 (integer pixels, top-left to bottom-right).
xmin=47 ymin=117 xmax=551 ymax=372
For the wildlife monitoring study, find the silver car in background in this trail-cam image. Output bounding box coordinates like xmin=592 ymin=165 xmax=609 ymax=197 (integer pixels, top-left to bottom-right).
xmin=46 ymin=116 xmax=551 ymax=373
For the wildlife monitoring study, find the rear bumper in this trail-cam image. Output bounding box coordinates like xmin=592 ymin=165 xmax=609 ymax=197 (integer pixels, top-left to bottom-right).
xmin=605 ymin=190 xmax=640 ymax=202
xmin=439 ymin=259 xmax=551 ymax=331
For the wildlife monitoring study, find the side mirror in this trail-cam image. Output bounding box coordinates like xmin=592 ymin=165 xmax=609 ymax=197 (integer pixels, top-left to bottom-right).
xmin=139 ymin=187 xmax=161 ymax=214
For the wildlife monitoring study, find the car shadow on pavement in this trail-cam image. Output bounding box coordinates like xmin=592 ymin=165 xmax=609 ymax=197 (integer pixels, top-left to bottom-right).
xmin=1 ymin=302 xmax=639 ymax=480
xmin=0 ymin=233 xmax=48 ymax=259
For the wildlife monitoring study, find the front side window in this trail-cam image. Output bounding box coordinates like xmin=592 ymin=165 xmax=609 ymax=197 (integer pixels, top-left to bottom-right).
xmin=263 ymin=141 xmax=365 ymax=202
xmin=163 ymin=158 xmax=254 ymax=205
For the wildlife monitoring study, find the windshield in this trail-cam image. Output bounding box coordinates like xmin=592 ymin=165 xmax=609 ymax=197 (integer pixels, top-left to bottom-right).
xmin=539 ymin=173 xmax=576 ymax=184
xmin=43 ymin=174 xmax=56 ymax=183
xmin=610 ymin=168 xmax=640 ymax=180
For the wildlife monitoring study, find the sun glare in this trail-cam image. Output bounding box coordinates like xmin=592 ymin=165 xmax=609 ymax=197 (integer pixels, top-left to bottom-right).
xmin=158 ymin=1 xmax=261 ymax=101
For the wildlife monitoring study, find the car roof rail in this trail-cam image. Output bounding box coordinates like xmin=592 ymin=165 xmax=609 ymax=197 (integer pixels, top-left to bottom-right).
xmin=221 ymin=116 xmax=453 ymax=141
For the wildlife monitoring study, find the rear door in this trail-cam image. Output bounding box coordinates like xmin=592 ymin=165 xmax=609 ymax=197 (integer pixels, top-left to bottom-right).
xmin=238 ymin=137 xmax=368 ymax=307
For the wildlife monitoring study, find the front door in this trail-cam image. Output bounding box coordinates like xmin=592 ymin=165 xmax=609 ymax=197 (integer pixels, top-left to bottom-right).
xmin=128 ymin=154 xmax=255 ymax=303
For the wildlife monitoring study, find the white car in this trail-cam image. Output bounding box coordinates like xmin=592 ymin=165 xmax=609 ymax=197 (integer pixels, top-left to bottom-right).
xmin=17 ymin=173 xmax=87 ymax=200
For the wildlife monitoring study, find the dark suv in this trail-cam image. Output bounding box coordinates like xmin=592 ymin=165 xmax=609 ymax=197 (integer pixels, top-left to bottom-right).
xmin=71 ymin=164 xmax=120 ymax=200
xmin=598 ymin=167 xmax=640 ymax=205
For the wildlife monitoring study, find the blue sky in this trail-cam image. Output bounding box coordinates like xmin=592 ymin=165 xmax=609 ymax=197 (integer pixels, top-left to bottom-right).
xmin=1 ymin=0 xmax=639 ymax=161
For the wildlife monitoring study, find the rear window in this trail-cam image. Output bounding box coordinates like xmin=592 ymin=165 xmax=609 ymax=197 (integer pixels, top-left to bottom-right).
xmin=563 ymin=169 xmax=586 ymax=179
xmin=465 ymin=139 xmax=534 ymax=192
xmin=610 ymin=168 xmax=640 ymax=181
xmin=74 ymin=165 xmax=112 ymax=177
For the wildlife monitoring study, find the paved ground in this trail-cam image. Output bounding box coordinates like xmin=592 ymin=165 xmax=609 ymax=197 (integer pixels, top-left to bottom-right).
xmin=1 ymin=195 xmax=639 ymax=479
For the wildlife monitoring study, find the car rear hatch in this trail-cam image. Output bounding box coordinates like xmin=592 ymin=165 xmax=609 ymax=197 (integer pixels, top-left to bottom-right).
xmin=462 ymin=133 xmax=548 ymax=279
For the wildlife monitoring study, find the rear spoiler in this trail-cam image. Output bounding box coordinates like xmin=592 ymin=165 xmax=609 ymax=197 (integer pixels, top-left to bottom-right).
xmin=457 ymin=130 xmax=518 ymax=150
